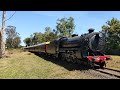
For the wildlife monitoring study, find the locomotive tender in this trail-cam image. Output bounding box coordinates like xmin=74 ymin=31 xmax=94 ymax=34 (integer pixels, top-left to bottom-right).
xmin=24 ymin=28 xmax=111 ymax=68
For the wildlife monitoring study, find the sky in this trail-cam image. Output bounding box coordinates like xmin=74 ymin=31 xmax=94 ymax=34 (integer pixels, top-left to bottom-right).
xmin=0 ymin=11 xmax=120 ymax=46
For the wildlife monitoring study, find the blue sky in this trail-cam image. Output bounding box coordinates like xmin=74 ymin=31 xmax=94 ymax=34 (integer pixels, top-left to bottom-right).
xmin=0 ymin=11 xmax=120 ymax=46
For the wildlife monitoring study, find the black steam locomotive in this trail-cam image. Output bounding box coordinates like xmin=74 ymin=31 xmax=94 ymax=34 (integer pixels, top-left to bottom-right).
xmin=24 ymin=28 xmax=111 ymax=68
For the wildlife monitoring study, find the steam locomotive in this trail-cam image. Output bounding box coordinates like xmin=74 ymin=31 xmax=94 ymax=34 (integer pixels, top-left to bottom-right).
xmin=24 ymin=28 xmax=111 ymax=69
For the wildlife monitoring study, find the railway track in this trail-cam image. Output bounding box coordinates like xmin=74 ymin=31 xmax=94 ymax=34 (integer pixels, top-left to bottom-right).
xmin=94 ymin=67 xmax=120 ymax=78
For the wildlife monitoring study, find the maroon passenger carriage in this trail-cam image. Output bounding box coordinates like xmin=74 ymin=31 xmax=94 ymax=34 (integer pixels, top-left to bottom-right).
xmin=24 ymin=28 xmax=111 ymax=69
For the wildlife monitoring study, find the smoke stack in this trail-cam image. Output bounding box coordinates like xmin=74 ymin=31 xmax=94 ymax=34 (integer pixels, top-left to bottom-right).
xmin=88 ymin=28 xmax=94 ymax=33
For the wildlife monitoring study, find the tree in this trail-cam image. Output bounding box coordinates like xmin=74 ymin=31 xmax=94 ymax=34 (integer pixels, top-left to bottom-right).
xmin=12 ymin=36 xmax=21 ymax=48
xmin=30 ymin=32 xmax=44 ymax=45
xmin=45 ymin=27 xmax=51 ymax=35
xmin=0 ymin=11 xmax=6 ymax=58
xmin=102 ymin=18 xmax=120 ymax=55
xmin=56 ymin=17 xmax=75 ymax=38
xmin=23 ymin=37 xmax=31 ymax=47
xmin=44 ymin=27 xmax=58 ymax=42
xmin=24 ymin=32 xmax=45 ymax=46
xmin=32 ymin=32 xmax=40 ymax=45
xmin=5 ymin=25 xmax=21 ymax=48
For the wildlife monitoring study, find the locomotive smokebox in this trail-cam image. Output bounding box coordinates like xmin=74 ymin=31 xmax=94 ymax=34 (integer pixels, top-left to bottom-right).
xmin=88 ymin=28 xmax=94 ymax=33
xmin=89 ymin=32 xmax=105 ymax=52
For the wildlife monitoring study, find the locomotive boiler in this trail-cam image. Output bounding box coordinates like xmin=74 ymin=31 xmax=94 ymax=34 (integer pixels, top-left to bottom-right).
xmin=24 ymin=28 xmax=111 ymax=69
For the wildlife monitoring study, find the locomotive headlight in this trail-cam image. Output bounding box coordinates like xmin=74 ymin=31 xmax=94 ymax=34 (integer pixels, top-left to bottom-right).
xmin=93 ymin=57 xmax=100 ymax=61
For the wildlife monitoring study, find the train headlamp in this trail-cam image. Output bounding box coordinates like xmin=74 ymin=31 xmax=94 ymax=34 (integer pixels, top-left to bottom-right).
xmin=93 ymin=57 xmax=100 ymax=61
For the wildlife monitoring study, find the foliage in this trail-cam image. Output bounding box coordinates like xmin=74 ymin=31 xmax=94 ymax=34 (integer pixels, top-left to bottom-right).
xmin=23 ymin=37 xmax=31 ymax=46
xmin=31 ymin=32 xmax=43 ymax=45
xmin=102 ymin=18 xmax=120 ymax=55
xmin=24 ymin=27 xmax=58 ymax=46
xmin=56 ymin=17 xmax=75 ymax=38
xmin=5 ymin=25 xmax=21 ymax=48
xmin=44 ymin=27 xmax=58 ymax=42
xmin=24 ymin=17 xmax=75 ymax=46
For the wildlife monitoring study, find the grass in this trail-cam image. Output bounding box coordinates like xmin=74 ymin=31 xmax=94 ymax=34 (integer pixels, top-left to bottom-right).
xmin=106 ymin=55 xmax=120 ymax=70
xmin=0 ymin=49 xmax=95 ymax=79
xmin=0 ymin=49 xmax=120 ymax=79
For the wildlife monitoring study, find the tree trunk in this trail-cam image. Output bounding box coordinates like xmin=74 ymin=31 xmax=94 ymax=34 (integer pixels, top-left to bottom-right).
xmin=0 ymin=11 xmax=6 ymax=58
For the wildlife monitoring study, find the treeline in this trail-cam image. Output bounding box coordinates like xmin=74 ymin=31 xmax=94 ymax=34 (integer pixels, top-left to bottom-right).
xmin=23 ymin=27 xmax=58 ymax=46
xmin=24 ymin=17 xmax=75 ymax=46
xmin=102 ymin=18 xmax=120 ymax=55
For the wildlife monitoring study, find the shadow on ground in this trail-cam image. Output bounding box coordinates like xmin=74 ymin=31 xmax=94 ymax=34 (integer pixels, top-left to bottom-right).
xmin=34 ymin=53 xmax=92 ymax=71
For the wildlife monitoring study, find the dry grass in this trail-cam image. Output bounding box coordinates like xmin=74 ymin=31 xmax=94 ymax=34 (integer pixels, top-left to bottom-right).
xmin=106 ymin=55 xmax=120 ymax=70
xmin=0 ymin=49 xmax=96 ymax=79
xmin=0 ymin=49 xmax=119 ymax=79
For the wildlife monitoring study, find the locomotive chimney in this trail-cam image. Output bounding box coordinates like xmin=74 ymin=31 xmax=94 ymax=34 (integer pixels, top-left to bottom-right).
xmin=88 ymin=28 xmax=94 ymax=33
